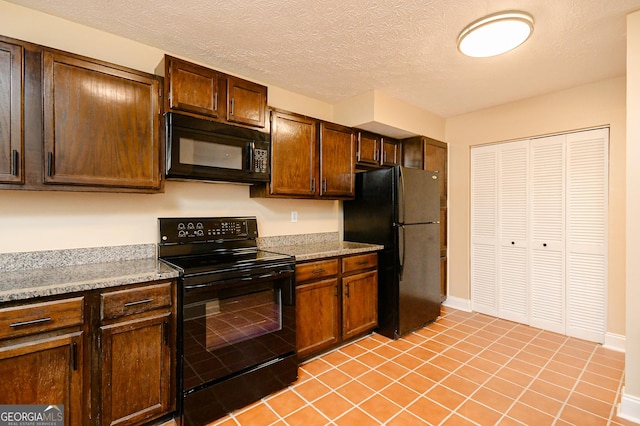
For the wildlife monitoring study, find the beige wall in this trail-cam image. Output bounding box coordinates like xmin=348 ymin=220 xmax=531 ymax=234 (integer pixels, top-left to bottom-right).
xmin=0 ymin=1 xmax=342 ymax=253
xmin=445 ymin=77 xmax=627 ymax=336
xmin=624 ymin=9 xmax=640 ymax=408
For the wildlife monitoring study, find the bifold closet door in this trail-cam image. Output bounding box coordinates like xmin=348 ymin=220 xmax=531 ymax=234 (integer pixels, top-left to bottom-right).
xmin=470 ymin=146 xmax=498 ymax=316
xmin=565 ymin=128 xmax=608 ymax=342
xmin=497 ymin=141 xmax=529 ymax=324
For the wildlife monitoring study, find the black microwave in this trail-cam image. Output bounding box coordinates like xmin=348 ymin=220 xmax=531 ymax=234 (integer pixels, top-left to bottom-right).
xmin=165 ymin=113 xmax=270 ymax=184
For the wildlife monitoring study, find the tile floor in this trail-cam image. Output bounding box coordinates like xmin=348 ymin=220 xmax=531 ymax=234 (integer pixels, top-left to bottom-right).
xmin=209 ymin=307 xmax=632 ymax=426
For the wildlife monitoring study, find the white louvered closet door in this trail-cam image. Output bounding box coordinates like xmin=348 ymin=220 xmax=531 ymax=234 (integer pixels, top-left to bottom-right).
xmin=566 ymin=128 xmax=608 ymax=343
xmin=471 ymin=145 xmax=498 ymax=316
xmin=497 ymin=141 xmax=529 ymax=323
xmin=529 ymin=135 xmax=566 ymax=334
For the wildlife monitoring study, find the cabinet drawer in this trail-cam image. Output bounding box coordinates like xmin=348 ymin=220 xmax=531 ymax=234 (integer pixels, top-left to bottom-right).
xmin=101 ymin=282 xmax=172 ymax=320
xmin=0 ymin=297 xmax=84 ymax=340
xmin=342 ymin=253 xmax=378 ymax=275
xmin=296 ymin=259 xmax=339 ymax=283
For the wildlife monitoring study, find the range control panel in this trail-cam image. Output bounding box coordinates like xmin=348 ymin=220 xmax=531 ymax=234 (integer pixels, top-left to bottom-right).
xmin=159 ymin=217 xmax=258 ymax=244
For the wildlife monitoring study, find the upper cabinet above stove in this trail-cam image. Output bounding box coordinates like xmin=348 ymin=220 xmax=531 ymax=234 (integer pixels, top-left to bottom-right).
xmin=158 ymin=55 xmax=267 ymax=129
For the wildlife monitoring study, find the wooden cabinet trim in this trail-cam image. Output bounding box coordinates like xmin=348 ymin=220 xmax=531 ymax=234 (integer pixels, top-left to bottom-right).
xmin=341 ymin=253 xmax=377 ymax=275
xmin=0 ymin=296 xmax=84 ymax=340
xmin=100 ymin=281 xmax=172 ymax=321
xmin=295 ymin=259 xmax=339 ymax=283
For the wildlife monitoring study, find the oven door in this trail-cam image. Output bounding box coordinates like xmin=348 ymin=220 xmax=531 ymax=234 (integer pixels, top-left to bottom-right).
xmin=180 ymin=269 xmax=296 ymax=393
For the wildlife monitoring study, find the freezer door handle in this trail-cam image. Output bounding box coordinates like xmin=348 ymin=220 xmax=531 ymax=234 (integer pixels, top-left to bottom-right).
xmin=398 ymin=167 xmax=406 ymax=224
xmin=398 ymin=224 xmax=405 ymax=279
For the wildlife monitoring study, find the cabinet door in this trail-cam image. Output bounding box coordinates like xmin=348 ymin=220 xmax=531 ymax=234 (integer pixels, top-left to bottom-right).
xmin=0 ymin=40 xmax=23 ymax=184
xmin=342 ymin=270 xmax=378 ymax=340
xmin=43 ymin=51 xmax=161 ymax=189
xmin=100 ymin=312 xmax=172 ymax=426
xmin=319 ymin=122 xmax=355 ymax=198
xmin=269 ymin=110 xmax=317 ymax=196
xmin=296 ymin=278 xmax=339 ymax=358
xmin=424 ymin=140 xmax=447 ymax=204
xmin=226 ymin=76 xmax=266 ymax=128
xmin=0 ymin=332 xmax=83 ymax=426
xmin=166 ymin=56 xmax=219 ymax=118
xmin=380 ymin=137 xmax=400 ymax=166
xmin=356 ymin=131 xmax=379 ymax=166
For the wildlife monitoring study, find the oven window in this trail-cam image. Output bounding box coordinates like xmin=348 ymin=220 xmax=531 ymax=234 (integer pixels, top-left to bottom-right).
xmin=187 ymin=288 xmax=282 ymax=352
xmin=179 ymin=137 xmax=243 ymax=170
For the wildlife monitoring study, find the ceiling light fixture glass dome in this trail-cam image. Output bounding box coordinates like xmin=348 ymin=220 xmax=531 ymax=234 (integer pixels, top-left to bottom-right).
xmin=457 ymin=11 xmax=534 ymax=58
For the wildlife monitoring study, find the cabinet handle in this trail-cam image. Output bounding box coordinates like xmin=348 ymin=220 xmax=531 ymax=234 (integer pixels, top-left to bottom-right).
xmin=356 ymin=133 xmax=362 ymax=161
xmin=322 ymin=178 xmax=327 ymax=193
xmin=11 ymin=150 xmax=19 ymax=176
xmin=356 ymin=260 xmax=368 ymax=265
xmin=214 ymin=92 xmax=218 ymax=111
xmin=345 ymin=283 xmax=350 ymax=298
xmin=10 ymin=317 xmax=52 ymax=328
xmin=230 ymin=98 xmax=235 ymax=116
xmin=312 ymin=269 xmax=326 ymax=274
xmin=71 ymin=342 xmax=78 ymax=371
xmin=47 ymin=152 xmax=54 ymax=177
xmin=124 ymin=298 xmax=154 ymax=308
xmin=311 ymin=178 xmax=316 ymax=192
xmin=163 ymin=321 xmax=169 ymax=346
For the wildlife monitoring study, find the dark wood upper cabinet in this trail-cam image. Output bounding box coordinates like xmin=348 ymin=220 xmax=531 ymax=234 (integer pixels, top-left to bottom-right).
xmin=380 ymin=136 xmax=400 ymax=167
xmin=355 ymin=131 xmax=379 ymax=166
xmin=319 ymin=122 xmax=355 ymax=198
xmin=0 ymin=39 xmax=24 ymax=184
xmin=226 ymin=76 xmax=266 ymax=128
xmin=251 ymin=110 xmax=356 ymax=200
xmin=267 ymin=110 xmax=317 ymax=197
xmin=42 ymin=50 xmax=162 ymax=190
xmin=165 ymin=56 xmax=219 ymax=118
xmin=160 ymin=55 xmax=267 ymax=129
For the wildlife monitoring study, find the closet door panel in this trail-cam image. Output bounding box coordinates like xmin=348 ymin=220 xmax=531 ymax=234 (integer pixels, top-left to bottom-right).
xmin=529 ymin=136 xmax=565 ymax=334
xmin=566 ymin=129 xmax=608 ymax=343
xmin=497 ymin=141 xmax=529 ymax=323
xmin=470 ymin=146 xmax=498 ymax=316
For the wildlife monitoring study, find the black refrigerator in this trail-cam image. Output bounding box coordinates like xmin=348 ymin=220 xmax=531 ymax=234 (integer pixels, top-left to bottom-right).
xmin=343 ymin=166 xmax=441 ymax=339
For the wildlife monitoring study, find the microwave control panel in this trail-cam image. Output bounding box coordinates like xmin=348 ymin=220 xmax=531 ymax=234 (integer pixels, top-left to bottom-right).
xmin=254 ymin=149 xmax=268 ymax=173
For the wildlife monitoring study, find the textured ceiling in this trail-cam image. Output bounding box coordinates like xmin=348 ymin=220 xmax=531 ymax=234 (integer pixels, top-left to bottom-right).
xmin=7 ymin=0 xmax=640 ymax=118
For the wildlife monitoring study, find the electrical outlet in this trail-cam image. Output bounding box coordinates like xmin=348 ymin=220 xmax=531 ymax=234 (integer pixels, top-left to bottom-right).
xmin=291 ymin=211 xmax=298 ymax=222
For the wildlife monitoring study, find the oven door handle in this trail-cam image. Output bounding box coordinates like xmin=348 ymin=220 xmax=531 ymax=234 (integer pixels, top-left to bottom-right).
xmin=183 ymin=270 xmax=290 ymax=291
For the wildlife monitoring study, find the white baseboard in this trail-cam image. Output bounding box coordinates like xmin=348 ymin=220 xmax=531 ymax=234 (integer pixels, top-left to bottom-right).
xmin=604 ymin=332 xmax=626 ymax=352
xmin=442 ymin=296 xmax=472 ymax=312
xmin=619 ymin=389 xmax=640 ymax=424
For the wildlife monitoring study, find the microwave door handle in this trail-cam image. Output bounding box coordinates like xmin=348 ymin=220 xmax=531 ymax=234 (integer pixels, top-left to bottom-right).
xmin=247 ymin=142 xmax=255 ymax=173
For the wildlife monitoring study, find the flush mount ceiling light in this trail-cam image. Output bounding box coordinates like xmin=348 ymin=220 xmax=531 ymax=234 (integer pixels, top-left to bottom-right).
xmin=457 ymin=11 xmax=534 ymax=58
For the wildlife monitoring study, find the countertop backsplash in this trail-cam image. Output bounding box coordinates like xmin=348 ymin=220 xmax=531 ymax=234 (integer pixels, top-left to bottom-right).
xmin=0 ymin=244 xmax=156 ymax=272
xmin=257 ymin=232 xmax=339 ymax=248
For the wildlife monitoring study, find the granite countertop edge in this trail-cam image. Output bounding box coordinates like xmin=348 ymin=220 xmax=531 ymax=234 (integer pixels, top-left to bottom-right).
xmin=0 ymin=237 xmax=382 ymax=303
xmin=268 ymin=241 xmax=384 ymax=262
xmin=0 ymin=259 xmax=179 ymax=303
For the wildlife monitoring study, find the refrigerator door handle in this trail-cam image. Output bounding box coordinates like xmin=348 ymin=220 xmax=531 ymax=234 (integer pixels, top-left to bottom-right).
xmin=398 ymin=166 xmax=406 ymax=224
xmin=398 ymin=224 xmax=405 ymax=279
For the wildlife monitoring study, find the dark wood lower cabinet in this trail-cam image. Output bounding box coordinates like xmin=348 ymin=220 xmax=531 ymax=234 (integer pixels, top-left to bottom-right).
xmin=296 ymin=253 xmax=378 ymax=360
xmin=296 ymin=278 xmax=339 ymax=358
xmin=0 ymin=280 xmax=176 ymax=426
xmin=0 ymin=332 xmax=84 ymax=426
xmin=100 ymin=313 xmax=172 ymax=426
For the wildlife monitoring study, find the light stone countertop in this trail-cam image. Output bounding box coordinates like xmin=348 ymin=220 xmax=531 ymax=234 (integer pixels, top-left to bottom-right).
xmin=0 ymin=235 xmax=382 ymax=303
xmin=0 ymin=244 xmax=179 ymax=303
xmin=0 ymin=258 xmax=179 ymax=303
xmin=264 ymin=240 xmax=383 ymax=262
